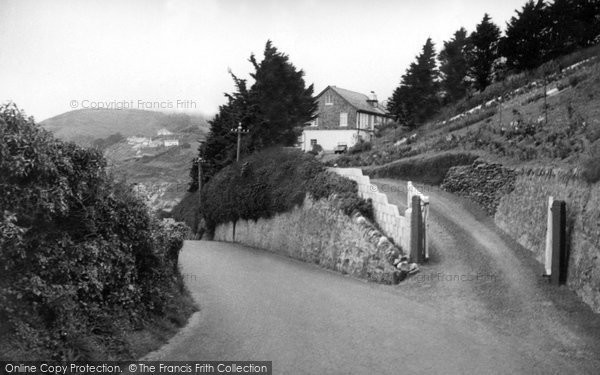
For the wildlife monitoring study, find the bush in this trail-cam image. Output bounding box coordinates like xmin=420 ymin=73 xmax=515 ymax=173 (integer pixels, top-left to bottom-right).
xmin=349 ymin=140 xmax=372 ymax=154
xmin=0 ymin=103 xmax=193 ymax=360
xmin=307 ymin=143 xmax=323 ymax=155
xmin=581 ymin=155 xmax=600 ymax=183
xmin=201 ymin=147 xmax=373 ymax=230
xmin=368 ymin=152 xmax=479 ymax=185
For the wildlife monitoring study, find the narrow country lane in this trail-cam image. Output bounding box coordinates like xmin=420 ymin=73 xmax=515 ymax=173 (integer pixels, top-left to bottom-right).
xmin=144 ymin=184 xmax=600 ymax=375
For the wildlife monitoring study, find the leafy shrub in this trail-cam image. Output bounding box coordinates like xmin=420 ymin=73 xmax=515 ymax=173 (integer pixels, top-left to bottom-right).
xmin=369 ymin=152 xmax=479 ymax=185
xmin=307 ymin=143 xmax=323 ymax=155
xmin=349 ymin=140 xmax=372 ymax=154
xmin=201 ymin=148 xmax=373 ymax=230
xmin=0 ymin=103 xmax=193 ymax=360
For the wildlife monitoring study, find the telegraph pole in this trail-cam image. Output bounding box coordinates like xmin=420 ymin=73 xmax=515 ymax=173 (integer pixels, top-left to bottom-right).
xmin=230 ymin=122 xmax=249 ymax=162
xmin=196 ymin=139 xmax=206 ymax=207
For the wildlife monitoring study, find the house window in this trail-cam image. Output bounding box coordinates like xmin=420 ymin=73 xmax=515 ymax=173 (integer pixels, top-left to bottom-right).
xmin=310 ymin=139 xmax=317 ymax=146
xmin=340 ymin=112 xmax=348 ymax=127
xmin=325 ymin=94 xmax=333 ymax=105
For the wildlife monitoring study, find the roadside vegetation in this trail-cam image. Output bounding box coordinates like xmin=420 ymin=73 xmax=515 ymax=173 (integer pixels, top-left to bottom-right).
xmin=199 ymin=147 xmax=373 ymax=235
xmin=0 ymin=103 xmax=195 ymax=360
xmin=188 ymin=40 xmax=317 ymax=190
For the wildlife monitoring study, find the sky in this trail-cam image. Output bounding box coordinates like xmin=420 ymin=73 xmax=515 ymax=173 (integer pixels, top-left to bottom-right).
xmin=0 ymin=0 xmax=528 ymax=121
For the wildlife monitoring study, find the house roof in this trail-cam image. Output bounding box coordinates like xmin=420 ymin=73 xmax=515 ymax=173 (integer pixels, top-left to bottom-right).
xmin=317 ymin=86 xmax=390 ymax=116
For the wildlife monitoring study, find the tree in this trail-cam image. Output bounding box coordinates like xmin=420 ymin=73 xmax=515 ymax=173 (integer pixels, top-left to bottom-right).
xmin=246 ymin=41 xmax=318 ymax=150
xmin=466 ymin=14 xmax=501 ymax=91
xmin=545 ymin=0 xmax=600 ymax=60
xmin=388 ymin=38 xmax=439 ymax=128
xmin=189 ymin=40 xmax=317 ymax=189
xmin=439 ymin=28 xmax=469 ymax=103
xmin=501 ymin=0 xmax=549 ymax=71
xmin=189 ymin=73 xmax=249 ymax=190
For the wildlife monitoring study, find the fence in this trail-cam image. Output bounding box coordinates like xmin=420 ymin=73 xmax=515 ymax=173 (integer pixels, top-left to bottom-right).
xmin=331 ymin=168 xmax=428 ymax=262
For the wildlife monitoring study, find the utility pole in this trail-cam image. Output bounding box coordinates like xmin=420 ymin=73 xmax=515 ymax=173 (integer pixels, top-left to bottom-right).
xmin=230 ymin=122 xmax=249 ymax=162
xmin=196 ymin=139 xmax=206 ymax=207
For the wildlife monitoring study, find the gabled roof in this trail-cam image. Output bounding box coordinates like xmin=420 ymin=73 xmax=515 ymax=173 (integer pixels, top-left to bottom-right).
xmin=316 ymin=85 xmax=390 ymax=116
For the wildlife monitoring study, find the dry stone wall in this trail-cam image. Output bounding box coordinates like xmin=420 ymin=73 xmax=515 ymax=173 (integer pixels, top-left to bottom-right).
xmin=441 ymin=160 xmax=517 ymax=215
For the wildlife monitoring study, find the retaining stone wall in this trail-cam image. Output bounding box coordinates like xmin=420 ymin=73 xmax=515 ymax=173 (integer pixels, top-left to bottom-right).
xmin=214 ymin=196 xmax=403 ymax=284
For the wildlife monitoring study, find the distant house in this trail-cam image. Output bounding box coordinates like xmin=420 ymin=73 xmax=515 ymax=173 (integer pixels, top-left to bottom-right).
xmin=163 ymin=139 xmax=179 ymax=147
xmin=127 ymin=135 xmax=149 ymax=145
xmin=157 ymin=128 xmax=173 ymax=136
xmin=300 ymin=86 xmax=392 ymax=152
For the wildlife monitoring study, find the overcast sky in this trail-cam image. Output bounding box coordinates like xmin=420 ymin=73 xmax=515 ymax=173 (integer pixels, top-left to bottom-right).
xmin=1 ymin=0 xmax=528 ymax=121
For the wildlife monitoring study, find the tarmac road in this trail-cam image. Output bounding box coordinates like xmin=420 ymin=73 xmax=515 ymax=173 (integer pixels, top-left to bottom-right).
xmin=144 ymin=180 xmax=600 ymax=374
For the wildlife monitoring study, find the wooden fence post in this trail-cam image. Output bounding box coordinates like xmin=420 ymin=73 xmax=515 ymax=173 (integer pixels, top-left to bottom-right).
xmin=550 ymin=200 xmax=566 ymax=285
xmin=410 ymin=196 xmax=424 ymax=263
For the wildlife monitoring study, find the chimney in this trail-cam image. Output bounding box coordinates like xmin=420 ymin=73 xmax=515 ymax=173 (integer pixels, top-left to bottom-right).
xmin=367 ymin=91 xmax=378 ymax=107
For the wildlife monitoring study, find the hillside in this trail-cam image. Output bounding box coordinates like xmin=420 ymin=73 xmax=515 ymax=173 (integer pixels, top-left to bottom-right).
xmin=328 ymin=46 xmax=600 ymax=313
xmin=108 ymin=141 xmax=200 ymax=212
xmin=41 ymin=108 xmax=209 ymax=211
xmin=41 ymin=108 xmax=209 ymax=146
xmin=333 ymin=46 xmax=600 ymax=178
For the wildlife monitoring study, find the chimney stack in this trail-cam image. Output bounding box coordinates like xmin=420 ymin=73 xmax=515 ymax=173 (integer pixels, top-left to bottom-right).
xmin=367 ymin=91 xmax=378 ymax=107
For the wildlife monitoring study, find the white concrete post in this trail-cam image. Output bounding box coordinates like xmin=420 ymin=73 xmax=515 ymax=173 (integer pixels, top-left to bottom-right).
xmin=545 ymin=196 xmax=554 ymax=276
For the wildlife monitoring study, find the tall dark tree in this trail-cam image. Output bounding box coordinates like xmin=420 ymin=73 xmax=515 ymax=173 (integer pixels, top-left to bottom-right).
xmin=189 ymin=41 xmax=317 ymax=189
xmin=501 ymin=0 xmax=549 ymax=71
xmin=246 ymin=41 xmax=317 ymax=150
xmin=439 ymin=28 xmax=469 ymax=103
xmin=545 ymin=0 xmax=600 ymax=60
xmin=466 ymin=14 xmax=502 ymax=91
xmin=189 ymin=74 xmax=250 ymax=190
xmin=388 ymin=38 xmax=439 ymax=128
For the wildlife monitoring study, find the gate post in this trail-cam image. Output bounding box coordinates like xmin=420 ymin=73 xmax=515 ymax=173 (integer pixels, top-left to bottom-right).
xmin=550 ymin=200 xmax=567 ymax=285
xmin=410 ymin=195 xmax=424 ymax=263
xmin=544 ymin=196 xmax=554 ymax=276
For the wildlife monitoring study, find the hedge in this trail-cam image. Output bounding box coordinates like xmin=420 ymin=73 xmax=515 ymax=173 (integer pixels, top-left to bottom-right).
xmin=0 ymin=103 xmax=192 ymax=360
xmin=201 ymin=148 xmax=373 ymax=231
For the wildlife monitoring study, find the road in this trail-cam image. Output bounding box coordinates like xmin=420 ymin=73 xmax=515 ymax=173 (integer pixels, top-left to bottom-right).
xmin=145 ymin=179 xmax=600 ymax=374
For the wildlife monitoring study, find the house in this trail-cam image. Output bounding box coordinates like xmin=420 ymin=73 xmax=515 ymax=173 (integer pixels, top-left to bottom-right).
xmin=163 ymin=139 xmax=179 ymax=147
xmin=300 ymin=86 xmax=392 ymax=152
xmin=127 ymin=135 xmax=150 ymax=145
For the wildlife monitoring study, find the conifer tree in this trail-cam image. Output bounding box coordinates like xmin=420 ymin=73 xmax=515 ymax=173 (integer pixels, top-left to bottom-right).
xmin=189 ymin=41 xmax=316 ymax=189
xmin=439 ymin=28 xmax=469 ymax=103
xmin=501 ymin=0 xmax=549 ymax=71
xmin=466 ymin=14 xmax=501 ymax=91
xmin=388 ymin=38 xmax=439 ymax=128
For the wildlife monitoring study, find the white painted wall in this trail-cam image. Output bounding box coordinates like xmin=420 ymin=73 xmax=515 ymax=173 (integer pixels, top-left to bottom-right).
xmin=301 ymin=129 xmax=359 ymax=151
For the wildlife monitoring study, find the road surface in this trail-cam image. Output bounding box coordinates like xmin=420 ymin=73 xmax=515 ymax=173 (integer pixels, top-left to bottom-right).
xmin=145 ymin=180 xmax=600 ymax=374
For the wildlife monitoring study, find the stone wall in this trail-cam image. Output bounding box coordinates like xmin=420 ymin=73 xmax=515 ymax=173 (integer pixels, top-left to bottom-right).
xmin=443 ymin=160 xmax=600 ymax=312
xmin=441 ymin=160 xmax=517 ymax=215
xmin=214 ymin=196 xmax=403 ymax=284
xmin=495 ymin=168 xmax=600 ymax=312
xmin=331 ymin=167 xmax=410 ymax=252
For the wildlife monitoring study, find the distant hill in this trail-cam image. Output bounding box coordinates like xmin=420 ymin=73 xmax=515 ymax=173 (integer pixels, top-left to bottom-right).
xmin=39 ymin=108 xmax=210 ymax=212
xmin=41 ymin=108 xmax=209 ymax=146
